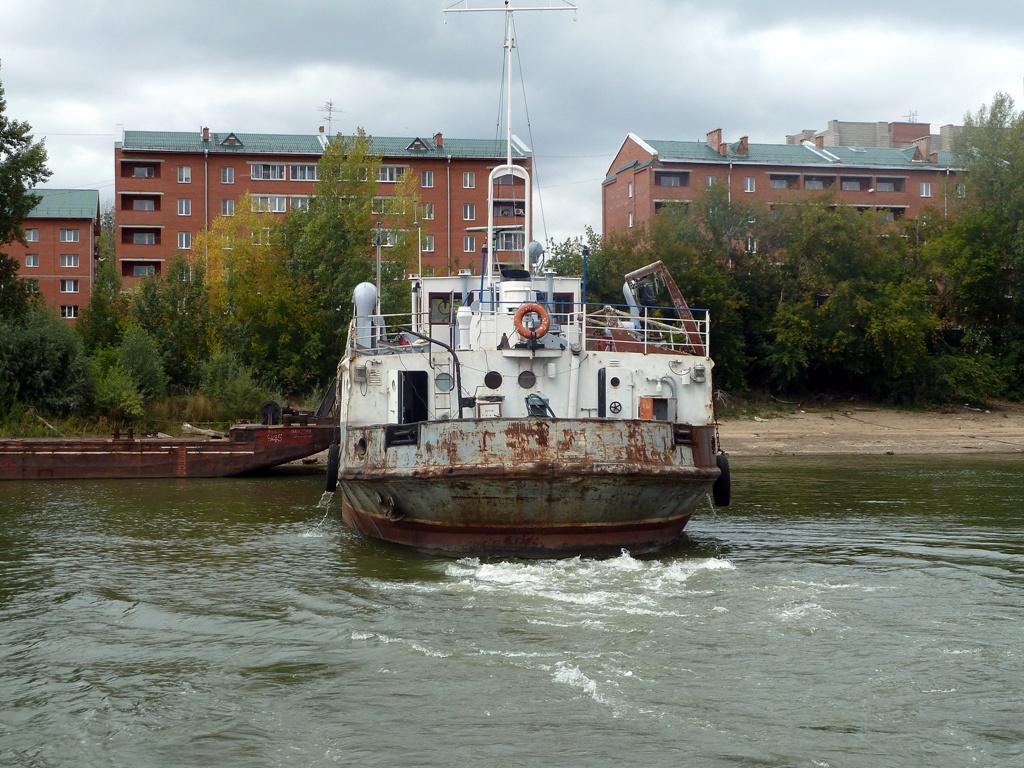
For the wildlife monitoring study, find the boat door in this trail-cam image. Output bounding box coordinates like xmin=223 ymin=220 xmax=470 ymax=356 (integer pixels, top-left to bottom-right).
xmin=388 ymin=370 xmax=429 ymax=424
xmin=598 ymin=366 xmax=634 ymax=419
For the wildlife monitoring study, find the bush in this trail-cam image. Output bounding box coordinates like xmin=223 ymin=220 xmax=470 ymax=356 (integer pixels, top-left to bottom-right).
xmin=0 ymin=307 xmax=91 ymax=418
xmin=198 ymin=350 xmax=274 ymax=422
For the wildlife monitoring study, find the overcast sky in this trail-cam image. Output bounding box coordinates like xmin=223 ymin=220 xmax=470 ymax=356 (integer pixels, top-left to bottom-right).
xmin=3 ymin=0 xmax=1024 ymax=244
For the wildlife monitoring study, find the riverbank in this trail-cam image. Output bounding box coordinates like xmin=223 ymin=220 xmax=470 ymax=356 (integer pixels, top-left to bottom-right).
xmin=717 ymin=403 xmax=1024 ymax=456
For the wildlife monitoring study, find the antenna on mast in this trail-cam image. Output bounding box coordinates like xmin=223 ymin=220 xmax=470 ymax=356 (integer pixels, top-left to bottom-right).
xmin=443 ymin=1 xmax=577 ymax=279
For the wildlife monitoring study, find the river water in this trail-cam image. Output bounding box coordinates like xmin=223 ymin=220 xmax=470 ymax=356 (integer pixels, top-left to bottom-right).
xmin=1 ymin=455 xmax=1022 ymax=767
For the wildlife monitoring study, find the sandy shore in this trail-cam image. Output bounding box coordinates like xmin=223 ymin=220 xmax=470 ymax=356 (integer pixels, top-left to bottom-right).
xmin=717 ymin=404 xmax=1024 ymax=456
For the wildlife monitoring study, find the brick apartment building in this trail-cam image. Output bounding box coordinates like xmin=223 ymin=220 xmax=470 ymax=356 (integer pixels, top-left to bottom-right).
xmin=7 ymin=189 xmax=101 ymax=322
xmin=603 ymin=121 xmax=964 ymax=237
xmin=115 ymin=128 xmax=532 ymax=285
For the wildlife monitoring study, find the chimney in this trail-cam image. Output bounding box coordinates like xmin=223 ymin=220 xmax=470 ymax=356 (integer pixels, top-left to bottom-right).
xmin=735 ymin=136 xmax=749 ymax=157
xmin=319 ymin=125 xmax=325 ymax=134
xmin=434 ymin=132 xmax=444 ymax=148
xmin=706 ymin=128 xmax=723 ymax=154
xmin=202 ymin=126 xmax=210 ymax=142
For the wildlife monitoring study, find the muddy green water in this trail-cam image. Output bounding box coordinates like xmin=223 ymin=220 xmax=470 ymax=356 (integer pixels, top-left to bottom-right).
xmin=1 ymin=455 xmax=1022 ymax=767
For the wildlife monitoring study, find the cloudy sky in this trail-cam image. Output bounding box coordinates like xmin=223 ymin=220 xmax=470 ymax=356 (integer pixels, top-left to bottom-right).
xmin=3 ymin=0 xmax=1024 ymax=243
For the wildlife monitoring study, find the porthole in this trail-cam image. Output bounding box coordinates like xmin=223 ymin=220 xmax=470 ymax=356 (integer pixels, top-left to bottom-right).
xmin=356 ymin=437 xmax=367 ymax=457
xmin=610 ymin=376 xmax=621 ymax=388
xmin=484 ymin=370 xmax=503 ymax=389
xmin=435 ymin=371 xmax=455 ymax=392
xmin=517 ymin=370 xmax=537 ymax=389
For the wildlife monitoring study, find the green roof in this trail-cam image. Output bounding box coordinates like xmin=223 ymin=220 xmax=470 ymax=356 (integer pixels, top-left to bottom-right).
xmin=27 ymin=189 xmax=100 ymax=220
xmin=643 ymin=138 xmax=952 ymax=171
xmin=121 ymin=130 xmax=529 ymax=160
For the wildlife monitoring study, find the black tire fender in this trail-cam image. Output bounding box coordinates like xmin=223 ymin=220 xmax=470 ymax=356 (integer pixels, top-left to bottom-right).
xmin=325 ymin=442 xmax=340 ymax=493
xmin=712 ymin=453 xmax=731 ymax=507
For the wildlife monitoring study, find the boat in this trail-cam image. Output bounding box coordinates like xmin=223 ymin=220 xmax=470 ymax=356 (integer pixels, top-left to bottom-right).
xmin=1 ymin=404 xmax=338 ymax=481
xmin=326 ymin=2 xmax=730 ymax=556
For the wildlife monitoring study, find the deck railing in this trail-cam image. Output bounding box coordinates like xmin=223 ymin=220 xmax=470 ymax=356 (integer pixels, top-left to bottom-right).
xmin=347 ymin=302 xmax=710 ymax=358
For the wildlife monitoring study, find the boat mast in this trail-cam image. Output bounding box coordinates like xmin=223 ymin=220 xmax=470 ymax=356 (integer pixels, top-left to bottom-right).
xmin=444 ymin=1 xmax=576 ymax=282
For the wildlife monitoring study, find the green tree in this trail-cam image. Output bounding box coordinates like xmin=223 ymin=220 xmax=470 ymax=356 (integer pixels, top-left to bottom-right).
xmin=131 ymin=255 xmax=212 ymax=391
xmin=197 ymin=196 xmax=320 ymax=392
xmin=282 ymin=130 xmax=414 ymax=377
xmin=76 ymin=206 xmax=126 ymax=352
xmin=0 ymin=306 xmax=90 ymax=417
xmin=0 ymin=64 xmax=51 ymax=321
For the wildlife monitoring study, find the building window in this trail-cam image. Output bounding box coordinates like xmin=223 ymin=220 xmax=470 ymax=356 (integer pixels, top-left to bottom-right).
xmin=25 ymin=228 xmax=38 ymax=242
xmin=25 ymin=278 xmax=40 ymax=294
xmin=60 ymin=254 xmax=79 ymax=268
xmin=841 ymin=178 xmax=864 ymax=191
xmin=59 ymin=229 xmax=79 ymax=243
xmin=133 ymin=198 xmax=155 ymax=211
xmin=463 ymin=171 xmax=475 ymax=189
xmin=60 ymin=279 xmax=79 ymax=293
xmin=178 ymin=199 xmax=191 ymax=216
xmin=655 ymin=172 xmax=689 ymax=188
xmin=497 ymin=231 xmax=525 ymax=251
xmin=627 ymin=181 xmax=633 ymax=198
xmin=178 ymin=166 xmax=191 ymax=183
xmin=423 ymin=234 xmax=434 ymax=252
xmin=290 ymin=164 xmax=318 ymax=181
xmin=250 ymin=163 xmax=286 ymax=180
xmin=804 ymin=176 xmax=836 ymax=190
xmin=463 ymin=203 xmax=475 ymax=221
xmin=744 ymin=177 xmax=756 ymax=193
xmin=920 ymin=181 xmax=932 ymax=198
xmin=706 ymin=176 xmax=717 ymax=188
xmin=178 ymin=232 xmax=192 ymax=250
xmin=25 ymin=254 xmax=39 ymax=268
xmin=290 ymin=196 xmax=309 ymax=211
xmin=628 ymin=211 xmax=634 ymax=228
xmin=769 ymin=175 xmax=799 ymax=190
xmin=252 ymin=195 xmax=287 ymax=213
xmin=133 ymin=166 xmax=155 ymax=178
xmin=133 ymin=232 xmax=156 ymax=245
xmin=745 ymin=237 xmax=757 ymax=254
xmin=378 ymin=165 xmax=405 ymax=183
xmin=421 ymin=202 xmax=435 ymax=220
xmin=422 ymin=170 xmax=434 ymax=188
xmin=222 ymin=198 xmax=235 ymax=216
xmin=133 ymin=265 xmax=156 ymax=277
xmin=463 ymin=235 xmax=476 ymax=253
xmin=875 ymin=178 xmax=905 ymax=193
xmin=956 ymin=183 xmax=967 ymax=198
xmin=222 ymin=167 xmax=235 ymax=184
xmin=60 ymin=305 xmax=79 ymax=319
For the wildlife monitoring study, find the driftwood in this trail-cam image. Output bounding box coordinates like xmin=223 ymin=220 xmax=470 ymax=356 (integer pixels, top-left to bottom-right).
xmin=182 ymin=423 xmax=227 ymax=439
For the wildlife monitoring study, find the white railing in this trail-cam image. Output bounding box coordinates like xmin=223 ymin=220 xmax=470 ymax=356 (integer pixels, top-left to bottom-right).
xmin=347 ymin=303 xmax=710 ymax=358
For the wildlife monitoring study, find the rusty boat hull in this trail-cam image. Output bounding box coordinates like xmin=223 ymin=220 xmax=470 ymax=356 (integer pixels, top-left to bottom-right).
xmin=0 ymin=423 xmax=338 ymax=480
xmin=338 ymin=418 xmax=719 ymax=557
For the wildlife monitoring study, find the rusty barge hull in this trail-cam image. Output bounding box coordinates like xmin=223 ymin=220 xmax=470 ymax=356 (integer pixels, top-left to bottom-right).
xmin=0 ymin=424 xmax=338 ymax=480
xmin=337 ymin=418 xmax=719 ymax=556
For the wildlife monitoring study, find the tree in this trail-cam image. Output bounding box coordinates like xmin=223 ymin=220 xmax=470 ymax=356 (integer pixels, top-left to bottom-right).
xmin=76 ymin=205 xmax=126 ymax=352
xmin=0 ymin=306 xmax=90 ymax=417
xmin=0 ymin=63 xmax=51 ymax=320
xmin=131 ymin=255 xmax=212 ymax=391
xmin=282 ymin=129 xmax=415 ymax=379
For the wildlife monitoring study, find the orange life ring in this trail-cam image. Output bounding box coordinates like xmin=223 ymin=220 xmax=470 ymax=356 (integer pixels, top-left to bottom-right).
xmin=513 ymin=302 xmax=551 ymax=339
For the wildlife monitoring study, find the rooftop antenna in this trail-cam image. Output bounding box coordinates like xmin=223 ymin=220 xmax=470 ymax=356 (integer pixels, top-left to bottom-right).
xmin=320 ymin=100 xmax=343 ymax=136
xmin=443 ymin=0 xmax=576 ymax=281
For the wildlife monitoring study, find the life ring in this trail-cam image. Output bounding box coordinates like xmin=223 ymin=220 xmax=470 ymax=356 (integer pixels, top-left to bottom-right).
xmin=513 ymin=303 xmax=551 ymax=339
